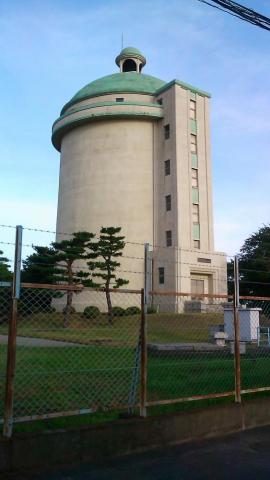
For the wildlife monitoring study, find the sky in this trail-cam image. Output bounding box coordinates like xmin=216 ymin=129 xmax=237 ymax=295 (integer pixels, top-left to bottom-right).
xmin=0 ymin=0 xmax=270 ymax=264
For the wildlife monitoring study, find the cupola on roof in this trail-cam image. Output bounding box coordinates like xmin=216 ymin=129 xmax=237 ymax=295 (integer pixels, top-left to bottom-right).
xmin=115 ymin=46 xmax=146 ymax=72
xmin=60 ymin=47 xmax=164 ymax=114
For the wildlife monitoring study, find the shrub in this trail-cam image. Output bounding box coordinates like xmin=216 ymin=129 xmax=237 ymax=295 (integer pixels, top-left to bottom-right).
xmin=83 ymin=306 xmax=100 ymax=319
xmin=112 ymin=306 xmax=125 ymax=317
xmin=62 ymin=305 xmax=76 ymax=315
xmin=125 ymin=306 xmax=141 ymax=316
xmin=147 ymin=305 xmax=157 ymax=314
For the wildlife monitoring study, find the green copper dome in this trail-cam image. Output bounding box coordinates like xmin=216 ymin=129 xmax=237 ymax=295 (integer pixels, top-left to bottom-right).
xmin=61 ymin=72 xmax=165 ymax=114
xmin=119 ymin=47 xmax=143 ymax=56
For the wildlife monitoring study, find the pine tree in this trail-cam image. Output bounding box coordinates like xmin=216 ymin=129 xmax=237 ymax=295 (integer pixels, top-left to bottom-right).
xmin=84 ymin=227 xmax=129 ymax=324
xmin=22 ymin=246 xmax=57 ymax=284
xmin=22 ymin=233 xmax=95 ymax=326
xmin=0 ymin=250 xmax=12 ymax=322
xmin=237 ymin=225 xmax=270 ymax=296
xmin=51 ymin=232 xmax=95 ymax=326
xmin=0 ymin=250 xmax=12 ymax=282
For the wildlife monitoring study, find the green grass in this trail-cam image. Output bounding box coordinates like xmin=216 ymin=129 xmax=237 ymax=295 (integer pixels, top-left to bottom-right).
xmin=1 ymin=343 xmax=270 ymax=427
xmin=0 ymin=311 xmax=270 ymax=434
xmin=0 ymin=311 xmax=223 ymax=344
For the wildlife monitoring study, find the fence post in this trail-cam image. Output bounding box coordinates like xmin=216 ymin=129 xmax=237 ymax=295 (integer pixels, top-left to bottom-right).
xmin=140 ymin=288 xmax=147 ymax=417
xmin=3 ymin=225 xmax=23 ymax=437
xmin=233 ymin=255 xmax=241 ymax=403
xmin=144 ymin=243 xmax=152 ymax=313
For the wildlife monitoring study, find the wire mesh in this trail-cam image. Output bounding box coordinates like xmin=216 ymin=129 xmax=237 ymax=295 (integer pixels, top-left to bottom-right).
xmin=146 ymin=293 xmax=235 ymax=404
xmin=11 ymin=285 xmax=142 ymax=420
xmin=0 ymin=285 xmax=11 ymax=416
xmin=238 ymin=297 xmax=270 ymax=393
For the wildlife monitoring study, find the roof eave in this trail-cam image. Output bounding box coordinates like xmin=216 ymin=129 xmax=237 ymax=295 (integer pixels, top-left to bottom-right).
xmin=155 ymin=79 xmax=211 ymax=98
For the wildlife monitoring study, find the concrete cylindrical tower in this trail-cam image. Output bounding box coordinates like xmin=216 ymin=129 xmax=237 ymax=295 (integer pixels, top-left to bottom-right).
xmin=52 ymin=47 xmax=228 ymax=307
xmin=52 ymin=47 xmax=165 ymax=290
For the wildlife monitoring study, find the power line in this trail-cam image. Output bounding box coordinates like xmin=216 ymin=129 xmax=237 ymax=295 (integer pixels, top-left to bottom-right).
xmin=197 ymin=0 xmax=270 ymax=31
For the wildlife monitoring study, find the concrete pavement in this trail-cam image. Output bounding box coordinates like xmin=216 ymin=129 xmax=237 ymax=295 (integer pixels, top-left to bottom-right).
xmin=4 ymin=425 xmax=270 ymax=479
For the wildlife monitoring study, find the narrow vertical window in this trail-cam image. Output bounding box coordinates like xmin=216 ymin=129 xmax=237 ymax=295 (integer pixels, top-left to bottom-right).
xmin=164 ymin=159 xmax=170 ymax=176
xmin=192 ymin=187 xmax=199 ymax=204
xmin=190 ymin=100 xmax=196 ymax=120
xmin=190 ymin=134 xmax=197 ymax=153
xmin=193 ymin=223 xmax=200 ymax=239
xmin=158 ymin=267 xmax=165 ymax=285
xmin=192 ymin=204 xmax=199 ymax=223
xmin=164 ymin=124 xmax=170 ymax=139
xmin=191 ymin=168 xmax=198 ymax=187
xmin=165 ymin=194 xmax=171 ymax=211
xmin=166 ymin=230 xmax=172 ymax=247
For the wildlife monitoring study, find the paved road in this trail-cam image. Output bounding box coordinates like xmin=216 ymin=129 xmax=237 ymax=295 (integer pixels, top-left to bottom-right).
xmin=0 ymin=335 xmax=79 ymax=347
xmin=4 ymin=425 xmax=270 ymax=479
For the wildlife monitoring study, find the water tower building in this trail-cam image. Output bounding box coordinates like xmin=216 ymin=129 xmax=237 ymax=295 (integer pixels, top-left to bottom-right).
xmin=52 ymin=47 xmax=227 ymax=305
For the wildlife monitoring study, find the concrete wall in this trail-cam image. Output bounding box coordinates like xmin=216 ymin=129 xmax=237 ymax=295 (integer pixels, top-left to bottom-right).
xmin=2 ymin=398 xmax=270 ymax=474
xmin=56 ymin=118 xmax=155 ymax=290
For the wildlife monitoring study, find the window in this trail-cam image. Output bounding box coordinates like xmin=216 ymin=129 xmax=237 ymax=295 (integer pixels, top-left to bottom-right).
xmin=191 ymin=153 xmax=198 ymax=168
xmin=190 ymin=100 xmax=196 ymax=120
xmin=193 ymin=240 xmax=200 ymax=249
xmin=158 ymin=267 xmax=165 ymax=285
xmin=190 ymin=134 xmax=197 ymax=153
xmin=198 ymin=258 xmax=211 ymax=264
xmin=192 ymin=187 xmax=199 ymax=204
xmin=165 ymin=194 xmax=171 ymax=211
xmin=166 ymin=230 xmax=172 ymax=247
xmin=164 ymin=124 xmax=170 ymax=140
xmin=193 ymin=223 xmax=200 ymax=240
xmin=192 ymin=204 xmax=199 ymax=223
xmin=191 ymin=168 xmax=198 ymax=187
xmin=123 ymin=59 xmax=137 ymax=72
xmin=165 ymin=159 xmax=170 ymax=176
xmin=116 ymin=97 xmax=124 ymax=102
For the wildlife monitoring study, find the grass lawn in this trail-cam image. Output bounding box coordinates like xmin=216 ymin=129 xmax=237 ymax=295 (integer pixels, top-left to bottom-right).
xmin=0 ymin=311 xmax=224 ymax=345
xmin=0 ymin=343 xmax=270 ymax=423
xmin=0 ymin=311 xmax=270 ymax=433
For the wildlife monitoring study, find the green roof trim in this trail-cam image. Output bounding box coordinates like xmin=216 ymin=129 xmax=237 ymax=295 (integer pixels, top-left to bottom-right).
xmin=156 ymin=79 xmax=211 ymax=98
xmin=54 ymin=100 xmax=163 ymax=129
xmin=52 ymin=109 xmax=163 ymax=151
xmin=61 ymin=73 xmax=165 ymax=114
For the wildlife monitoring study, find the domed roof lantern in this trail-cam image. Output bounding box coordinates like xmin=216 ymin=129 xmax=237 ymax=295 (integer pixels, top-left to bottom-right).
xmin=115 ymin=46 xmax=146 ymax=73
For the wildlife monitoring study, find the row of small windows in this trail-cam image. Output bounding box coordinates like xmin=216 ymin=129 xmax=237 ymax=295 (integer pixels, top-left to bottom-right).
xmin=190 ymin=99 xmax=200 ymax=249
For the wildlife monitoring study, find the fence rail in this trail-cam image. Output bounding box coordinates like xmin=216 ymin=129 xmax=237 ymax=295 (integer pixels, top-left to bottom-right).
xmin=1 ymin=283 xmax=270 ymax=436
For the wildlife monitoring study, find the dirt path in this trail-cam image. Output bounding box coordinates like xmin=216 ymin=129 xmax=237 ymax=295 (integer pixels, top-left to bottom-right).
xmin=0 ymin=335 xmax=81 ymax=347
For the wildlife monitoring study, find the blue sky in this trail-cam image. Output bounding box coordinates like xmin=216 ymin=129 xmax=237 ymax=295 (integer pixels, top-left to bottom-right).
xmin=0 ymin=0 xmax=269 ymax=263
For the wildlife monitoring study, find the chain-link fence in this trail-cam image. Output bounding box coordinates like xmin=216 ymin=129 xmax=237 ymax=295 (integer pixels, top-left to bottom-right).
xmin=237 ymin=297 xmax=270 ymax=395
xmin=146 ymin=292 xmax=235 ymax=406
xmin=1 ymin=282 xmax=270 ymax=436
xmin=7 ymin=285 xmax=142 ymax=422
